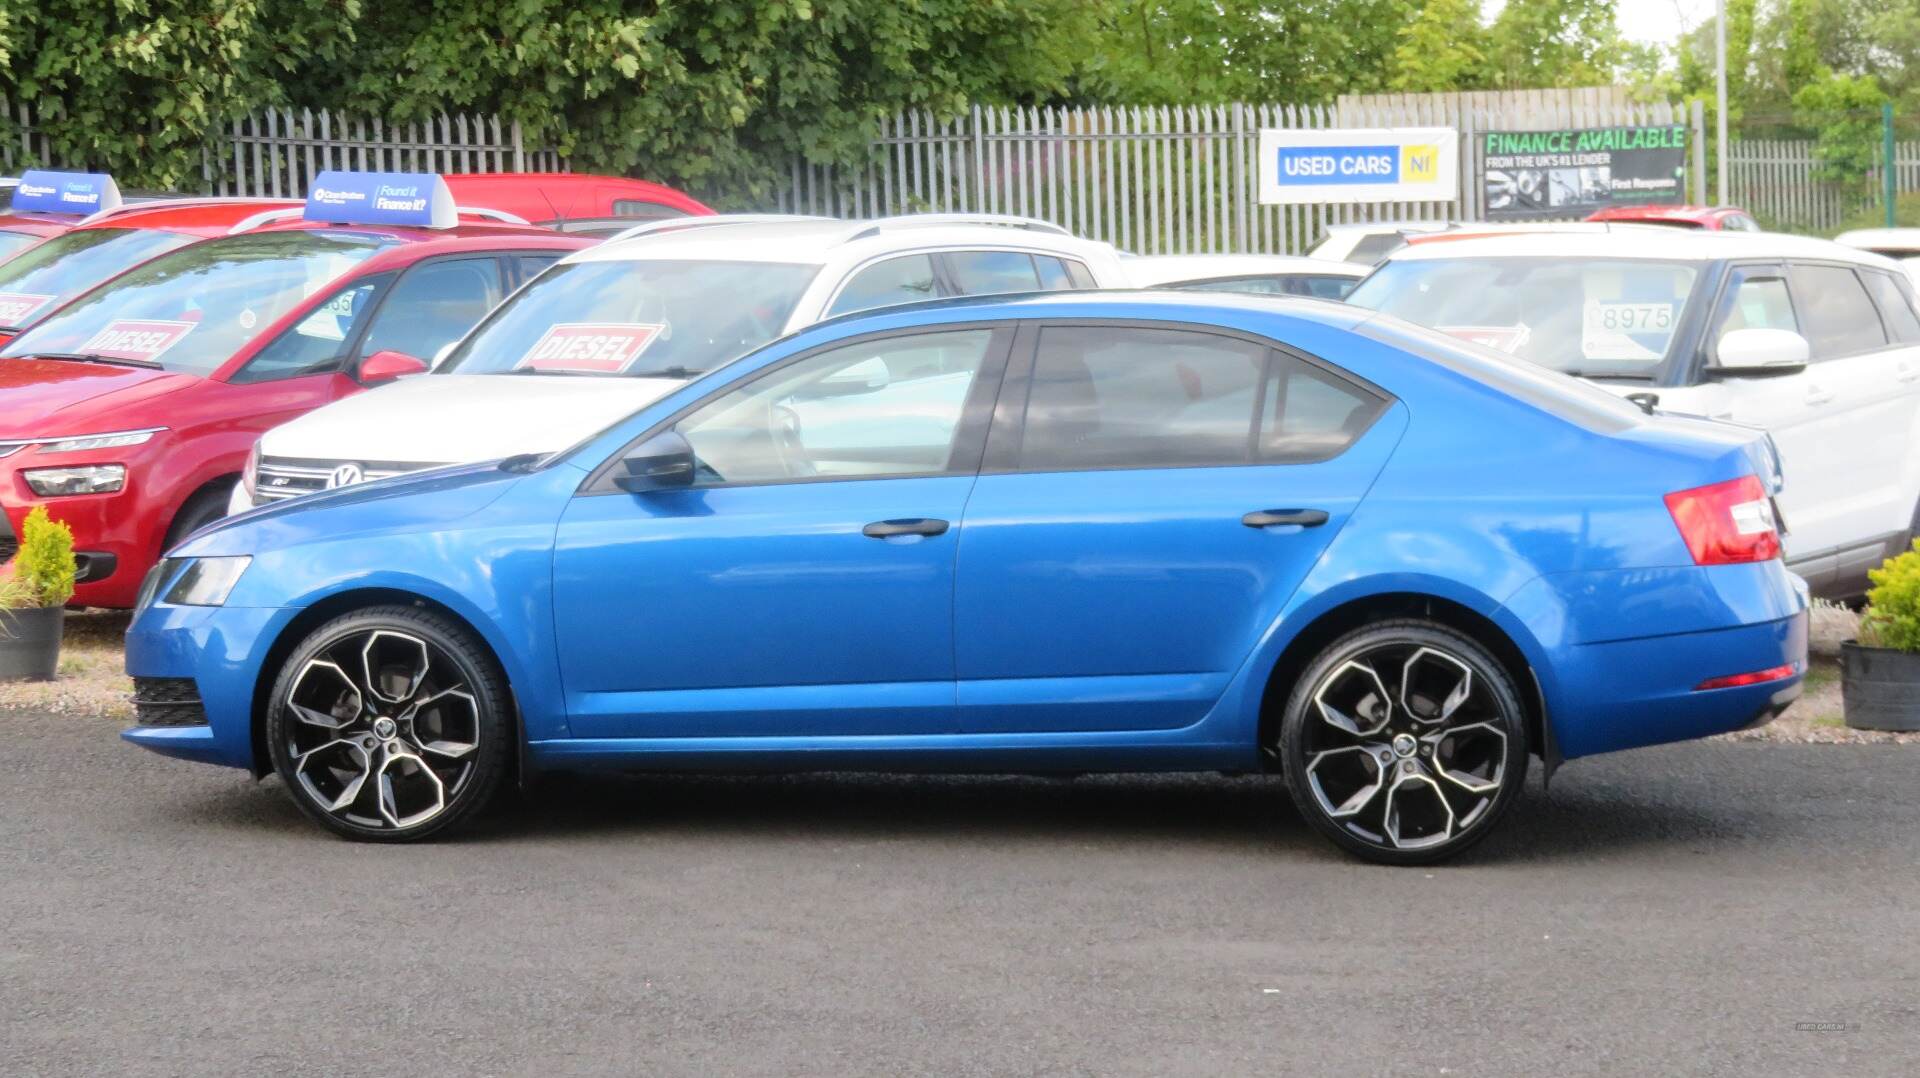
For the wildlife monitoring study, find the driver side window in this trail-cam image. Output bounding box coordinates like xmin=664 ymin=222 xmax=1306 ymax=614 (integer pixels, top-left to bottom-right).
xmin=675 ymin=329 xmax=997 ymax=485
xmin=231 ymin=276 xmax=389 ymax=384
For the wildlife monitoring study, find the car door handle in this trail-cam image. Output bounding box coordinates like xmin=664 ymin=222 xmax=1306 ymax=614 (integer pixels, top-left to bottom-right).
xmin=1805 ymin=385 xmax=1835 ymax=405
xmin=862 ymin=518 xmax=950 ymax=539
xmin=1242 ymin=509 xmax=1329 ymax=529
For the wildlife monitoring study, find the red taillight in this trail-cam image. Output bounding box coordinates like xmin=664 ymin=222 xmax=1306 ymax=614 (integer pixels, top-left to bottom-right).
xmin=1695 ymin=663 xmax=1799 ymax=691
xmin=1664 ymin=475 xmax=1781 ymax=565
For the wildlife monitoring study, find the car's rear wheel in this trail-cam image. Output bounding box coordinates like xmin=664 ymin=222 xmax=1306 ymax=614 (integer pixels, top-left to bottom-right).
xmin=1279 ymin=620 xmax=1529 ymax=865
xmin=266 ymin=606 xmax=512 ymax=841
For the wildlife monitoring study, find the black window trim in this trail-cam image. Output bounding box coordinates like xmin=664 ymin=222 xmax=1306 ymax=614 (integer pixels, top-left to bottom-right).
xmin=1694 ymin=259 xmax=1791 ymax=381
xmin=577 ymin=321 xmax=1019 ymax=496
xmin=1858 ymin=266 xmax=1920 ymax=346
xmin=979 ymin=317 xmax=1394 ymax=477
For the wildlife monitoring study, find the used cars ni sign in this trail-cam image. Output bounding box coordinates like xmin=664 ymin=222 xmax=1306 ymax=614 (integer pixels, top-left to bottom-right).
xmin=124 ymin=293 xmax=1807 ymax=864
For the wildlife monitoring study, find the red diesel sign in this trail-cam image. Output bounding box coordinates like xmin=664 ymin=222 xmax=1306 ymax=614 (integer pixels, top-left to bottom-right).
xmin=80 ymin=319 xmax=197 ymax=363
xmin=517 ymin=322 xmax=665 ymax=374
xmin=0 ymin=292 xmax=56 ymax=325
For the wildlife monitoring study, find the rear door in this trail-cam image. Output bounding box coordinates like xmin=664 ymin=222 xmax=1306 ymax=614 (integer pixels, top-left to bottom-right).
xmin=952 ymin=321 xmax=1401 ymax=734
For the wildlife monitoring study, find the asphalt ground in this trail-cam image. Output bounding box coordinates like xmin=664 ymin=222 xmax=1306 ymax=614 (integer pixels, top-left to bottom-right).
xmin=2 ymin=708 xmax=1915 ymax=1077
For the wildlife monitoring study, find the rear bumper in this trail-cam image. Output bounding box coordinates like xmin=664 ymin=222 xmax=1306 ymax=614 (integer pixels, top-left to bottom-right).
xmin=1504 ymin=561 xmax=1810 ymax=758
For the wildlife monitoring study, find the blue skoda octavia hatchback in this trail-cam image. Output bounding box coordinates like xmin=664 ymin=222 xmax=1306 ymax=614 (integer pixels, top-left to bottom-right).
xmin=124 ymin=293 xmax=1807 ymax=863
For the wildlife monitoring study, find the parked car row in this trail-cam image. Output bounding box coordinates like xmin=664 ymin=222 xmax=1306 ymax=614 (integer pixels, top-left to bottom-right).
xmin=0 ymin=168 xmax=1861 ymax=862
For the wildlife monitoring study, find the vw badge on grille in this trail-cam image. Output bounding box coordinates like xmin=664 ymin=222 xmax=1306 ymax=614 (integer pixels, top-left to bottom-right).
xmin=327 ymin=463 xmax=365 ymax=489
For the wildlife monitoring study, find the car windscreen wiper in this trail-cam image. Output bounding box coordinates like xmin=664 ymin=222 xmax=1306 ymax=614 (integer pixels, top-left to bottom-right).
xmin=628 ymin=366 xmax=704 ymax=379
xmin=24 ymin=351 xmax=164 ymax=370
xmin=499 ymin=367 xmax=605 ymax=376
xmin=1563 ymin=370 xmax=1656 ymax=382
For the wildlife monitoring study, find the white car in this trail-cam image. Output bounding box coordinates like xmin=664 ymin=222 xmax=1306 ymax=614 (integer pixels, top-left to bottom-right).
xmin=1123 ymin=254 xmax=1366 ymax=299
xmin=231 ymin=214 xmax=1127 ymax=513
xmin=1345 ymin=230 xmax=1920 ymax=597
xmin=1835 ymin=228 xmax=1920 ymax=288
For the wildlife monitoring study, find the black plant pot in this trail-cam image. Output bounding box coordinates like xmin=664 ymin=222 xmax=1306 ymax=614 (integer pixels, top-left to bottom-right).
xmin=1841 ymin=641 xmax=1920 ymax=732
xmin=0 ymin=606 xmax=63 ymax=682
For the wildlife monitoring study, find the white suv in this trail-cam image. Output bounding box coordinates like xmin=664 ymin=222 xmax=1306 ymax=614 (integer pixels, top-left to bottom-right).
xmin=1346 ymin=230 xmax=1920 ymax=597
xmin=231 ymin=214 xmax=1126 ymax=513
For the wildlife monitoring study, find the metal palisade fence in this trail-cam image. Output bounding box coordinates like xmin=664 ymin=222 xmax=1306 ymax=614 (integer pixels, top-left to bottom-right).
xmin=0 ymin=98 xmax=567 ymax=197
xmin=210 ymin=110 xmax=567 ymax=197
xmin=1727 ymin=137 xmax=1920 ymax=235
xmin=776 ymin=93 xmax=1694 ymax=256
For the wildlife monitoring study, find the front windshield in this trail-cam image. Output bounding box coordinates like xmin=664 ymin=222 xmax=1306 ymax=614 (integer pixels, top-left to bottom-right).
xmin=0 ymin=230 xmax=39 ymax=263
xmin=1346 ymin=256 xmax=1704 ymax=378
xmin=0 ymin=230 xmax=394 ymax=375
xmin=441 ymin=259 xmax=819 ymax=376
xmin=0 ymin=228 xmax=197 ymax=331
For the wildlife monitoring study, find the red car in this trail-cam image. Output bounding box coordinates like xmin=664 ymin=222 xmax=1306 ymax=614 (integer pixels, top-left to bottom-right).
xmin=1584 ymin=205 xmax=1762 ymax=232
xmin=0 ymin=171 xmax=593 ymax=606
xmin=0 ymin=197 xmax=303 ymax=348
xmin=440 ymin=172 xmax=712 ymax=226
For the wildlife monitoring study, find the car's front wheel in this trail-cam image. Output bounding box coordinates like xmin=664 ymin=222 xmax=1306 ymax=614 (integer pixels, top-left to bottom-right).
xmin=1279 ymin=620 xmax=1529 ymax=865
xmin=266 ymin=606 xmax=512 ymax=841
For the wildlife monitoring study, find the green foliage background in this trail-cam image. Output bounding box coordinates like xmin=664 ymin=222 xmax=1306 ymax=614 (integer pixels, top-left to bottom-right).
xmin=0 ymin=0 xmax=1644 ymax=202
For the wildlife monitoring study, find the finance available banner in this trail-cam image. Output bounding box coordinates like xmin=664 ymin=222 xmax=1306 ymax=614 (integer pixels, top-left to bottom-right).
xmin=1482 ymin=125 xmax=1688 ymax=219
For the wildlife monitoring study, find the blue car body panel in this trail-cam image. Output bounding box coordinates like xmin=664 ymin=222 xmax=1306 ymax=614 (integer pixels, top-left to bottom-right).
xmin=122 ymin=292 xmax=1807 ymax=777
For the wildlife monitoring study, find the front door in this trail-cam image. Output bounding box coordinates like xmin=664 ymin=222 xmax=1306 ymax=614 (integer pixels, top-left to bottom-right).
xmin=552 ymin=326 xmax=1011 ymax=739
xmin=953 ymin=322 xmax=1403 ymax=733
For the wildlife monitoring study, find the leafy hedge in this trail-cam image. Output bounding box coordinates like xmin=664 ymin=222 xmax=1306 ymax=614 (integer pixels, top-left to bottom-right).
xmin=0 ymin=0 xmax=1082 ymax=204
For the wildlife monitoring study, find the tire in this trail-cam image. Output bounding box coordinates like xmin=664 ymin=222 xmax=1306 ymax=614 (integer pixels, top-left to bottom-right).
xmin=1278 ymin=619 xmax=1530 ymax=866
xmin=164 ymin=480 xmax=236 ymax=551
xmin=265 ymin=605 xmax=513 ymax=842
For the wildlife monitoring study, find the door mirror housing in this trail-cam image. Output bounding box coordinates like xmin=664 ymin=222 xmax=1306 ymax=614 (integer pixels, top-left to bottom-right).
xmin=359 ymin=349 xmax=431 ymax=384
xmin=808 ymin=356 xmax=891 ymax=397
xmin=1713 ymin=328 xmax=1810 ymax=377
xmin=614 ymin=431 xmax=697 ymax=493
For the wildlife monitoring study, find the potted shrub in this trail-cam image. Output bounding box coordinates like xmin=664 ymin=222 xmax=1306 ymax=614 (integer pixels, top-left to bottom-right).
xmin=0 ymin=507 xmax=76 ymax=681
xmin=1843 ymin=539 xmax=1920 ymax=731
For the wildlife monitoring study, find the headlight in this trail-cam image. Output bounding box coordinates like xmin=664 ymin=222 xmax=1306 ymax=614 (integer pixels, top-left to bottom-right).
xmin=24 ymin=464 xmax=126 ymax=496
xmin=36 ymin=428 xmax=164 ymax=454
xmin=161 ymin=556 xmax=252 ymax=607
xmin=241 ymin=440 xmax=261 ymax=500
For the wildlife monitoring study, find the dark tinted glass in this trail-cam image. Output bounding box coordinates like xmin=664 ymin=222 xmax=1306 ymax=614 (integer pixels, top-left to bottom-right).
xmin=947 ymin=251 xmax=1041 ymax=295
xmin=1789 ymin=263 xmax=1886 ymax=359
xmin=1015 ymin=326 xmax=1379 ymax=471
xmin=1862 ymin=271 xmax=1920 ymax=344
xmin=827 ymin=254 xmax=938 ymax=316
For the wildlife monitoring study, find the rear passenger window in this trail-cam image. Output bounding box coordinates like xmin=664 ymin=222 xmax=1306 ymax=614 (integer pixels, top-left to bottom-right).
xmin=611 ymin=200 xmax=688 ymax=220
xmin=947 ymin=251 xmax=1042 ymax=296
xmin=828 ymin=255 xmax=938 ymax=317
xmin=1013 ymin=326 xmax=1381 ymax=471
xmin=1033 ymin=256 xmax=1074 ymax=291
xmin=1862 ymin=271 xmax=1920 ymax=344
xmin=1789 ymin=263 xmax=1887 ymax=358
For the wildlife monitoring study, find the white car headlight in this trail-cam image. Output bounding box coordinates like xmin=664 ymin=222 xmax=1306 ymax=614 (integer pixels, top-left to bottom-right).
xmin=241 ymin=440 xmax=261 ymax=500
xmin=36 ymin=428 xmax=164 ymax=454
xmin=161 ymin=556 xmax=252 ymax=607
xmin=23 ymin=464 xmax=126 ymax=496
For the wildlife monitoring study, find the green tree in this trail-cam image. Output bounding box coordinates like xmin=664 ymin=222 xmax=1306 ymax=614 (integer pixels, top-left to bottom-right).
xmin=1484 ymin=0 xmax=1624 ymax=90
xmin=1389 ymin=0 xmax=1489 ymax=92
xmin=1790 ymin=70 xmax=1886 ymax=188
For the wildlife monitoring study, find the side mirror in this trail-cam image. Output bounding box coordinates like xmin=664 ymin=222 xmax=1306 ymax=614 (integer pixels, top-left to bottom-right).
xmin=613 ymin=431 xmax=696 ymax=493
xmin=1713 ymin=328 xmax=1809 ymax=377
xmin=810 ymin=356 xmax=891 ymax=397
xmin=359 ymin=349 xmax=430 ymax=384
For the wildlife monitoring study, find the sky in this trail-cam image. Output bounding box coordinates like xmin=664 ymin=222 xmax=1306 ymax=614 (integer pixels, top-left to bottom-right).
xmin=1484 ymin=0 xmax=1713 ymax=47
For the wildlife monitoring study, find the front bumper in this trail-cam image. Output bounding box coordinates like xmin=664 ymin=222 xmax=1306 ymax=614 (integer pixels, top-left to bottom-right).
xmin=120 ymin=601 xmax=293 ymax=772
xmin=2 ymin=480 xmax=155 ymax=608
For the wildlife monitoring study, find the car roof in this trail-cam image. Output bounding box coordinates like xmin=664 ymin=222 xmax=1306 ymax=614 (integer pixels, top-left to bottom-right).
xmin=1124 ymin=253 xmax=1366 ymax=286
xmin=808 ymin=288 xmax=1369 ymax=338
xmin=441 ymin=172 xmax=712 ymax=220
xmin=1320 ymin=220 xmax=1452 ymax=237
xmin=1383 ymin=228 xmax=1904 ymax=268
xmin=1835 ymin=227 xmax=1920 ymax=252
xmin=69 ymin=198 xmax=303 ymax=236
xmin=565 ymin=215 xmax=1120 ymax=267
xmin=1586 ymin=205 xmax=1738 ymax=224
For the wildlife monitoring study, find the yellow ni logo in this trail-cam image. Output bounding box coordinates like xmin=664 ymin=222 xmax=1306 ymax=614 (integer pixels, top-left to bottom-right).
xmin=1400 ymin=145 xmax=1439 ymax=182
